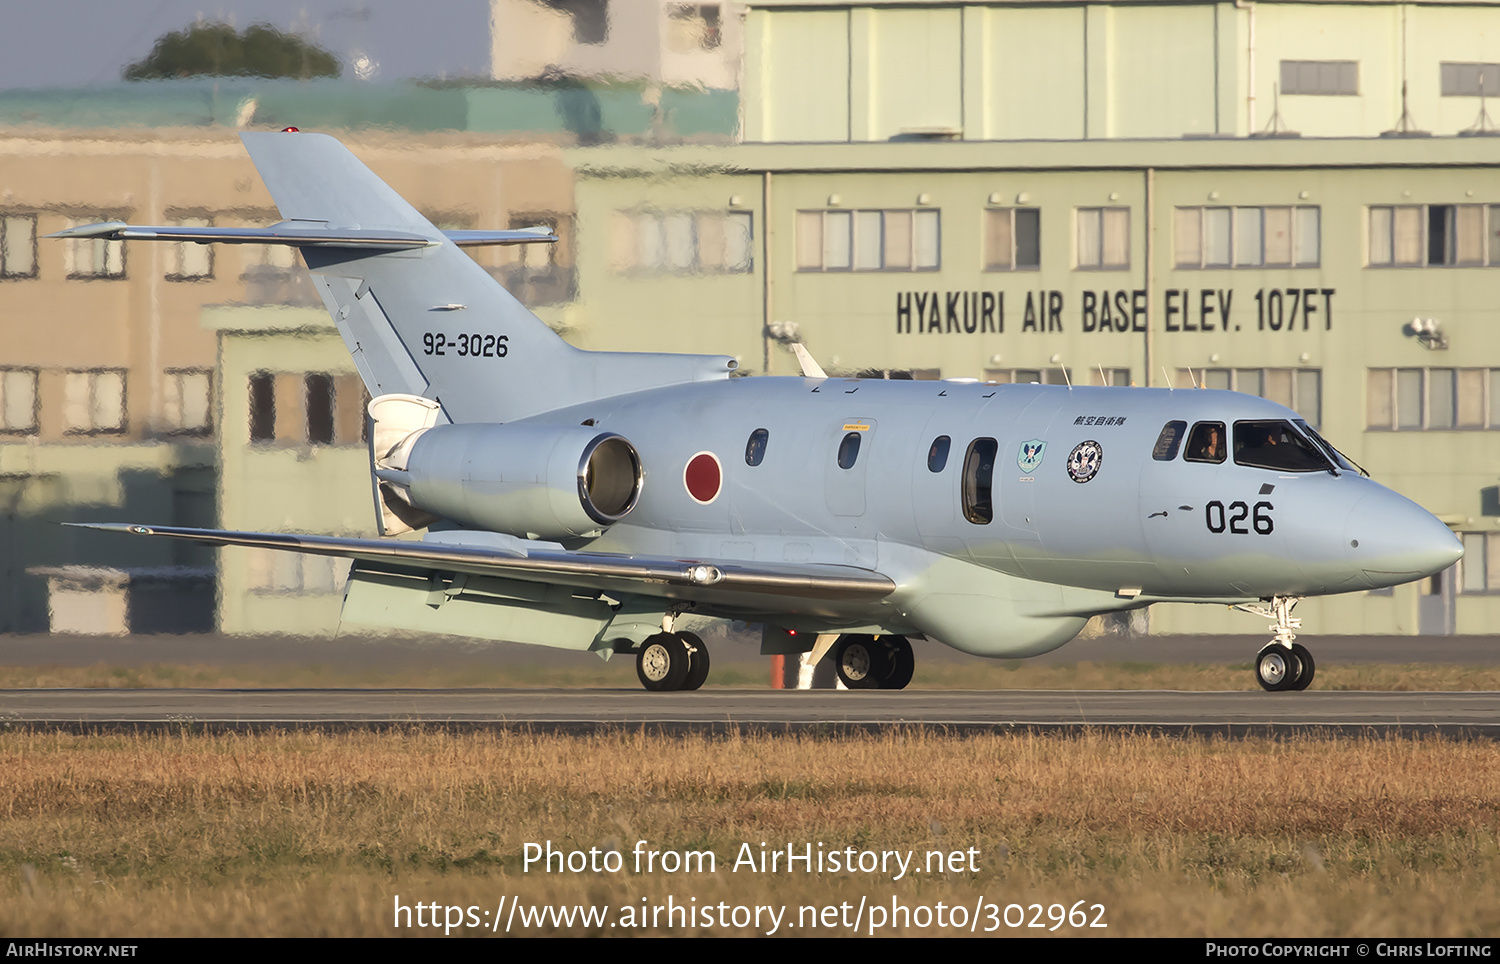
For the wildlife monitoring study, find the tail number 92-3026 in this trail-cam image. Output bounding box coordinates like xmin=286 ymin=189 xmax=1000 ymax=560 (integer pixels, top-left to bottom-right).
xmin=1205 ymin=500 xmax=1274 ymax=535
xmin=422 ymin=332 xmax=509 ymax=358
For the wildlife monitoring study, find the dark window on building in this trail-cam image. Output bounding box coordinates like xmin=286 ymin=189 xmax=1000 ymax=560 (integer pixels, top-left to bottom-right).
xmin=1441 ymin=62 xmax=1500 ymax=96
xmin=984 ymin=208 xmax=1040 ymax=271
xmin=305 ymin=373 xmax=335 ymax=445
xmin=962 ymin=438 xmax=998 ymax=524
xmin=745 ymin=428 xmax=769 ymax=466
xmin=1184 ymin=422 xmax=1226 ymax=463
xmin=1428 ymin=205 xmax=1454 ymax=266
xmin=927 ymin=435 xmax=950 ymax=472
xmin=546 ymin=0 xmax=609 ymax=44
xmin=837 ymin=432 xmax=861 ymax=470
xmin=249 ymin=372 xmax=275 ymax=442
xmin=1281 ymin=60 xmax=1359 ymax=95
xmin=1152 ymin=421 xmax=1187 ymax=461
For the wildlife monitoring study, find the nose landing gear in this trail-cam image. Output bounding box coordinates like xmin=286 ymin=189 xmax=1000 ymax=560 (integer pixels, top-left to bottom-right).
xmin=1238 ymin=597 xmax=1316 ymax=692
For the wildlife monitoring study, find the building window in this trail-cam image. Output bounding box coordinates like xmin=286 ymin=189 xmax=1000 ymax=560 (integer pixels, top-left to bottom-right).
xmin=667 ymin=4 xmax=721 ymax=52
xmin=1442 ymin=63 xmax=1500 ymax=97
xmin=1458 ymin=532 xmax=1500 ymax=593
xmin=248 ymin=372 xmax=275 ymax=442
xmin=246 ymin=547 xmax=350 ymax=595
xmin=1367 ymin=368 xmax=1500 ymax=431
xmin=64 ymin=217 xmax=125 ymax=279
xmin=985 ymin=367 xmax=1072 ymax=386
xmin=0 ymin=368 xmax=38 ymax=433
xmin=612 ymin=210 xmax=752 ymax=274
xmin=1176 ymin=367 xmax=1322 ymax=426
xmin=62 ymin=370 xmax=126 ymax=434
xmin=248 ymin=371 xmax=364 ymax=445
xmin=1175 ymin=206 xmax=1320 ymax=268
xmin=540 ymin=0 xmax=609 ymax=44
xmin=167 ymin=217 xmax=213 ymax=280
xmin=984 ymin=208 xmax=1040 ymax=271
xmin=162 ymin=369 xmax=212 ymax=435
xmin=1369 ymin=205 xmax=1500 ymax=267
xmin=1 ymin=214 xmax=37 ymax=279
xmin=796 ymin=209 xmax=940 ymax=272
xmin=305 ymin=373 xmax=335 ymax=445
xmin=1281 ymin=60 xmax=1359 ymax=96
xmin=1076 ymin=208 xmax=1129 ymax=269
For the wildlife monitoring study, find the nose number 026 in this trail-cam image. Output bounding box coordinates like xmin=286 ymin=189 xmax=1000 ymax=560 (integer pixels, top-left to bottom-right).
xmin=1205 ymin=500 xmax=1274 ymax=535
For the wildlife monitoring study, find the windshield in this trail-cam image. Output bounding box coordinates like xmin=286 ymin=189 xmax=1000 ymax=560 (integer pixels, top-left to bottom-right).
xmin=1232 ymin=420 xmax=1334 ymax=473
xmin=1294 ymin=420 xmax=1366 ymax=476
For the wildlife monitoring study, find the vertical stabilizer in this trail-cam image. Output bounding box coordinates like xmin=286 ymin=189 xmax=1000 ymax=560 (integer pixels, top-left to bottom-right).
xmin=239 ymin=132 xmax=735 ymax=423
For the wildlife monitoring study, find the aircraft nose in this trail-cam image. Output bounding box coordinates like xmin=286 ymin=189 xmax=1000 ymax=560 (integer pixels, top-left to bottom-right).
xmin=1344 ymin=489 xmax=1463 ymax=588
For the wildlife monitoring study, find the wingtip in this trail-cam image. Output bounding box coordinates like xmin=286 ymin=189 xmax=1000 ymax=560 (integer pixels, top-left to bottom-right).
xmin=60 ymin=522 xmax=154 ymax=535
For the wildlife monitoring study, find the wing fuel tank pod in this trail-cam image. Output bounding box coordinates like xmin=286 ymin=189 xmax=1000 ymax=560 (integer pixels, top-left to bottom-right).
xmin=397 ymin=421 xmax=643 ymax=540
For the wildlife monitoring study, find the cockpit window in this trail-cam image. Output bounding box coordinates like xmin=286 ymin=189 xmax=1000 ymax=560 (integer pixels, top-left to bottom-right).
xmin=1233 ymin=420 xmax=1333 ymax=472
xmin=1183 ymin=421 xmax=1227 ymax=464
xmin=1295 ymin=419 xmax=1363 ymax=475
xmin=1152 ymin=421 xmax=1188 ymax=461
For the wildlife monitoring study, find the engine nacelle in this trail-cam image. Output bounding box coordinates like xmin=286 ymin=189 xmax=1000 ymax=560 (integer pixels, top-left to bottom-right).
xmin=402 ymin=422 xmax=643 ymax=540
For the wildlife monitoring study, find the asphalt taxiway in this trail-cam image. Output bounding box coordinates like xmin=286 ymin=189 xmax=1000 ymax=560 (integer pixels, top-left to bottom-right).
xmin=2 ymin=688 xmax=1497 ymax=736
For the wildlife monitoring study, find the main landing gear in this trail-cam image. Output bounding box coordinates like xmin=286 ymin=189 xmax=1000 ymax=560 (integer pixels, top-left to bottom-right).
xmin=832 ymin=634 xmax=914 ymax=690
xmin=1236 ymin=596 xmax=1316 ymax=692
xmin=635 ymin=631 xmax=710 ymax=692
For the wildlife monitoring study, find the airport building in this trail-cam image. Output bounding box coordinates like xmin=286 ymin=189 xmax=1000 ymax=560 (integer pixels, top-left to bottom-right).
xmin=3 ymin=0 xmax=1498 ymax=640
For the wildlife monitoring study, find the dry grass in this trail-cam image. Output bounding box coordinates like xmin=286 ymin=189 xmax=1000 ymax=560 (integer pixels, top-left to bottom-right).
xmin=0 ymin=729 xmax=1497 ymax=936
xmin=3 ymin=660 xmax=1500 ymax=691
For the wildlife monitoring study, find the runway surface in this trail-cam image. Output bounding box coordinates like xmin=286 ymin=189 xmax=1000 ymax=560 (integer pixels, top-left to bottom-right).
xmin=3 ymin=688 xmax=1497 ymax=735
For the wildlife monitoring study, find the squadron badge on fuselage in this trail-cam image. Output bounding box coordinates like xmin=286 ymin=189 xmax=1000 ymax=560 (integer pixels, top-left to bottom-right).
xmin=1017 ymin=439 xmax=1047 ymax=474
xmin=1067 ymin=440 xmax=1103 ymax=483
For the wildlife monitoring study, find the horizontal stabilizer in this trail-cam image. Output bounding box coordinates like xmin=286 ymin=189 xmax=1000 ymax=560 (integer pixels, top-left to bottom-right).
xmin=46 ymin=221 xmax=557 ymax=249
xmin=65 ymin=523 xmax=897 ymax=604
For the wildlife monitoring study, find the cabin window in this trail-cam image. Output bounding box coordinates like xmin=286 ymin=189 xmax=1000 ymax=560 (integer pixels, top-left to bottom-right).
xmin=927 ymin=435 xmax=950 ymax=472
xmin=1233 ymin=420 xmax=1331 ymax=472
xmin=1152 ymin=421 xmax=1187 ymax=461
xmin=1184 ymin=422 xmax=1227 ymax=463
xmin=962 ymin=438 xmax=998 ymax=524
xmin=745 ymin=428 xmax=769 ymax=466
xmin=837 ymin=432 xmax=861 ymax=469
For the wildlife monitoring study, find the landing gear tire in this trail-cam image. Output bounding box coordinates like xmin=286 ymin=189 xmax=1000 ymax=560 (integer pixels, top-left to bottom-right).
xmin=1255 ymin=644 xmax=1299 ymax=692
xmin=834 ymin=635 xmax=888 ymax=689
xmin=881 ymin=636 xmax=915 ymax=691
xmin=680 ymin=632 xmax=710 ymax=691
xmin=1289 ymin=643 xmax=1315 ymax=691
xmin=637 ymin=632 xmax=690 ymax=692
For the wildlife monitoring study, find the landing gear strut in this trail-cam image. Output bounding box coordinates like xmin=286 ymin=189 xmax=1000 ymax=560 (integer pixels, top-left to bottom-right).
xmin=635 ymin=631 xmax=710 ymax=692
xmin=832 ymin=634 xmax=914 ymax=690
xmin=1236 ymin=596 xmax=1315 ymax=692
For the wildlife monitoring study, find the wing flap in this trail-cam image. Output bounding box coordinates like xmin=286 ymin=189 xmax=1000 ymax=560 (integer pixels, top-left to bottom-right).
xmin=65 ymin=524 xmax=896 ymax=602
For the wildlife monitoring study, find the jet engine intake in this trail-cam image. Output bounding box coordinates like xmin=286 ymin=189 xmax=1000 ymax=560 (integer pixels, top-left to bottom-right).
xmin=402 ymin=422 xmax=643 ymax=540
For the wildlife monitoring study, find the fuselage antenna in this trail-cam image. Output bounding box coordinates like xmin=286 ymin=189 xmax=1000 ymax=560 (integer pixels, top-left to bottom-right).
xmin=1061 ymin=364 xmax=1072 ymax=389
xmin=1162 ymin=367 xmax=1174 ymax=390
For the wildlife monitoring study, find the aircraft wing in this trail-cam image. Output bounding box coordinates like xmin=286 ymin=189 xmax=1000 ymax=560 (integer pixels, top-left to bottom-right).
xmin=45 ymin=222 xmax=557 ymax=249
xmin=65 ymin=524 xmax=896 ymax=603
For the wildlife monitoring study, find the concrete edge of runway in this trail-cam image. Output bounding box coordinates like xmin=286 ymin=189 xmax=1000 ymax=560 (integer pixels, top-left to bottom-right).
xmin=5 ymin=719 xmax=1498 ymax=739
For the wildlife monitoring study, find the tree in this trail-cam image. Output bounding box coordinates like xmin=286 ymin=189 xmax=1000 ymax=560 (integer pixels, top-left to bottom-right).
xmin=123 ymin=22 xmax=341 ymax=81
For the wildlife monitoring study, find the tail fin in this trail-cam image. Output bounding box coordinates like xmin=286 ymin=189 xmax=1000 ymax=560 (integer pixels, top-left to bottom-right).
xmin=239 ymin=131 xmax=735 ymax=423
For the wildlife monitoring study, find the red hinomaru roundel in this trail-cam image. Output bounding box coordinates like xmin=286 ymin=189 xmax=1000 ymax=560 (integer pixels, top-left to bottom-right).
xmin=683 ymin=451 xmax=722 ymax=504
